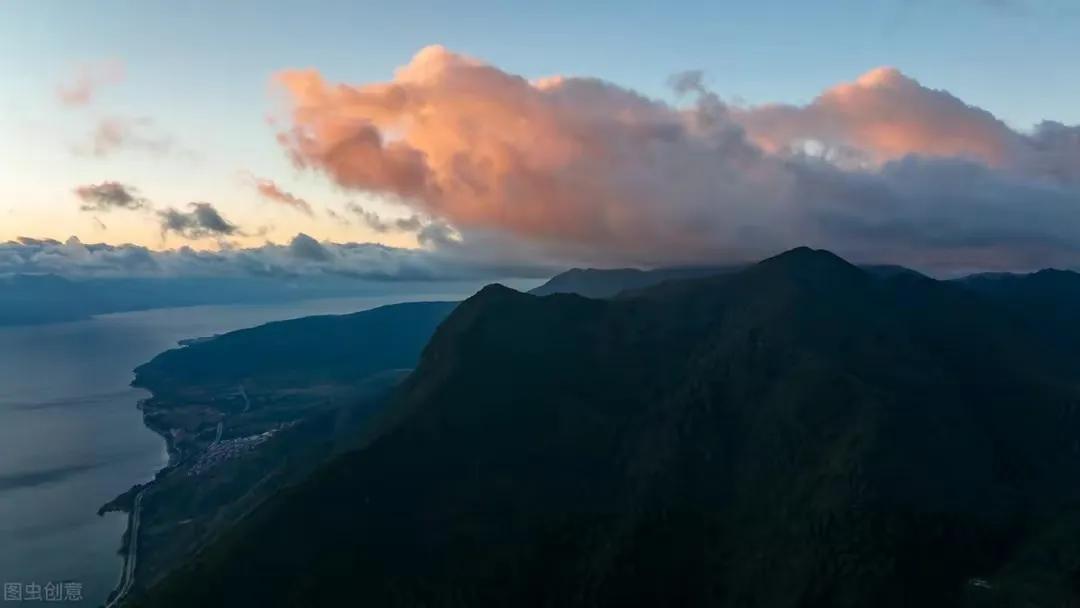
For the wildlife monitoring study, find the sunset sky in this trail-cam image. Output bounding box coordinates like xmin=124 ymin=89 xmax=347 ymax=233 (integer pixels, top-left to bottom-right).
xmin=2 ymin=0 xmax=1079 ymax=276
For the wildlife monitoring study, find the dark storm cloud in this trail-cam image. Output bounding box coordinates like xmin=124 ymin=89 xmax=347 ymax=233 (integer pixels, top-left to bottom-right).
xmin=158 ymin=202 xmax=240 ymax=239
xmin=73 ymin=182 xmax=147 ymax=212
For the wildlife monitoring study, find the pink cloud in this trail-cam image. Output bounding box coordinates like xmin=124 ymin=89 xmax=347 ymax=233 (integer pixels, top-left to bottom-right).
xmin=731 ymin=67 xmax=1080 ymax=183
xmin=249 ymin=176 xmax=314 ymax=215
xmin=732 ymin=67 xmax=1014 ymax=166
xmin=272 ymin=46 xmax=1080 ymax=271
xmin=274 ymin=46 xmax=765 ymax=261
xmin=57 ymin=60 xmax=124 ymax=106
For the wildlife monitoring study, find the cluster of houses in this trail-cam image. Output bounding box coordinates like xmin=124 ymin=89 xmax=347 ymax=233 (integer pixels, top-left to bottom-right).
xmin=187 ymin=429 xmax=276 ymax=476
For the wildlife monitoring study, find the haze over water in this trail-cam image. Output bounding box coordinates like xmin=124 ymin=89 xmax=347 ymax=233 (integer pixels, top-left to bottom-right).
xmin=0 ymin=289 xmax=497 ymax=606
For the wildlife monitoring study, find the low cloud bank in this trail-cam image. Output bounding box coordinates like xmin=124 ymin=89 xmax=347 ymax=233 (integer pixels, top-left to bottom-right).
xmin=0 ymin=234 xmax=553 ymax=281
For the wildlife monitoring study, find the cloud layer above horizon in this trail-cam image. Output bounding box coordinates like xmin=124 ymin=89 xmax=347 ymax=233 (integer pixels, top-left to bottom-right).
xmin=0 ymin=234 xmax=553 ymax=281
xmin=273 ymin=45 xmax=1080 ymax=273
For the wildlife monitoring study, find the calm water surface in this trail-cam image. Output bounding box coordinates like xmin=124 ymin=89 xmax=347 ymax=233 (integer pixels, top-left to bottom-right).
xmin=0 ymin=290 xmax=492 ymax=606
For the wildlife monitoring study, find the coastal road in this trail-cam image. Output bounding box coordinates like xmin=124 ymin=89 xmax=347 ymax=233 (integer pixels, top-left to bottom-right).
xmin=105 ymin=489 xmax=144 ymax=607
xmin=106 ymin=390 xmax=235 ymax=606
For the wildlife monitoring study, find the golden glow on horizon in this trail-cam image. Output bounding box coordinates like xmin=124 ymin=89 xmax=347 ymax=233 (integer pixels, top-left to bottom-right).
xmin=0 ymin=200 xmax=424 ymax=251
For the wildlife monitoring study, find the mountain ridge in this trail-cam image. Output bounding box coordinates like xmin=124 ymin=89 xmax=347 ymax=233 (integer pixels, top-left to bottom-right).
xmin=529 ymin=264 xmax=738 ymax=298
xmin=135 ymin=248 xmax=1080 ymax=607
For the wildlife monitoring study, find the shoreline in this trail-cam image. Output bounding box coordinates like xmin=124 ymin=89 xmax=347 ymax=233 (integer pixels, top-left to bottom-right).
xmin=103 ymin=490 xmax=142 ymax=608
xmin=100 ymin=393 xmax=177 ymax=607
xmin=0 ymin=295 xmax=460 ymax=608
xmin=90 ymin=295 xmax=469 ymax=605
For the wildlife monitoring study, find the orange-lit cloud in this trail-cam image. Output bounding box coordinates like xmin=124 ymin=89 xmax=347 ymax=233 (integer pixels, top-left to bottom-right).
xmin=733 ymin=67 xmax=1015 ymax=166
xmin=249 ymin=176 xmax=314 ymax=215
xmin=730 ymin=67 xmax=1080 ymax=184
xmin=273 ymin=47 xmax=1080 ymax=271
xmin=275 ymin=46 xmax=780 ymax=263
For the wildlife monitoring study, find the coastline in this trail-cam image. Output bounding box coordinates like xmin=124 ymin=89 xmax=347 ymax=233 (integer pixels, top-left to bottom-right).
xmin=99 ymin=393 xmax=177 ymax=607
xmin=99 ymin=395 xmax=179 ymax=514
xmin=0 ymin=295 xmax=464 ymax=608
xmin=88 ymin=295 xmax=473 ymax=605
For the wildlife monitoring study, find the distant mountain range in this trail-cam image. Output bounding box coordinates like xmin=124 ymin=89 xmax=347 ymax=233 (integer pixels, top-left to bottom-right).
xmin=0 ymin=274 xmax=476 ymax=326
xmin=131 ymin=248 xmax=1080 ymax=607
xmin=528 ymin=262 xmax=929 ymax=299
xmin=0 ymin=262 xmax=1039 ymax=326
xmin=529 ymin=265 xmax=739 ymax=298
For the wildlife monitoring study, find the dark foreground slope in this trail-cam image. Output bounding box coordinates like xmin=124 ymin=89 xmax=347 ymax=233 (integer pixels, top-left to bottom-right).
xmin=137 ymin=249 xmax=1080 ymax=607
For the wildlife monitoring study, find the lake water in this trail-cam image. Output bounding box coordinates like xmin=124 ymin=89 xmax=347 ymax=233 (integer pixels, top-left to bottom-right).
xmin=0 ymin=288 xmax=508 ymax=606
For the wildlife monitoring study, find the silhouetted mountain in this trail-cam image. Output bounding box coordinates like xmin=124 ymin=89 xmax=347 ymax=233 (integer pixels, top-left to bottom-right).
xmin=136 ymin=248 xmax=1080 ymax=607
xmin=959 ymin=268 xmax=1080 ymax=356
xmin=133 ymin=301 xmax=459 ymax=393
xmin=860 ymin=264 xmax=929 ymax=279
xmin=528 ymin=262 xmax=927 ymax=300
xmin=529 ymin=265 xmax=737 ymax=298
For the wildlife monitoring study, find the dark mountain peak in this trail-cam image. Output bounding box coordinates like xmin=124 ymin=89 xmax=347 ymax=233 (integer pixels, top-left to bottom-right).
xmin=473 ymin=282 xmax=525 ymax=300
xmin=431 ymin=283 xmax=531 ymax=337
xmin=746 ymin=247 xmax=867 ymax=289
xmin=759 ymin=246 xmax=852 ymax=268
xmin=1031 ymin=267 xmax=1080 ymax=281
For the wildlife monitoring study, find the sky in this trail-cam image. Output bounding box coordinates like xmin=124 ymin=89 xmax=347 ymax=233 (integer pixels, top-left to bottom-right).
xmin=1 ymin=0 xmax=1079 ymax=277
